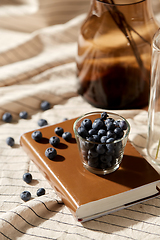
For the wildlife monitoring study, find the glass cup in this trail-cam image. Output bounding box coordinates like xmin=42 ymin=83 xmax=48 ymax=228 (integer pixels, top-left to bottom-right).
xmin=73 ymin=111 xmax=130 ymax=175
xmin=147 ymin=29 xmax=160 ymax=164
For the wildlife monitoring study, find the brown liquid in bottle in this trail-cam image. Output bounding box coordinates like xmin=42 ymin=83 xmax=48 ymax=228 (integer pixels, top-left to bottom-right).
xmin=76 ymin=0 xmax=158 ymax=109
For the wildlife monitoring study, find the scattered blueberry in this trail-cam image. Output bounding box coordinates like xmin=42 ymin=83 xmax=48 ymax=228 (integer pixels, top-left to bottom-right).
xmin=41 ymin=101 xmax=50 ymax=111
xmin=23 ymin=172 xmax=32 ymax=184
xmin=6 ymin=137 xmax=15 ymax=147
xmin=19 ymin=111 xmax=28 ymax=119
xmin=62 ymin=132 xmax=72 ymax=142
xmin=54 ymin=127 xmax=64 ymax=136
xmin=20 ymin=191 xmax=31 ymax=202
xmin=63 ymin=118 xmax=68 ymax=121
xmin=32 ymin=131 xmax=42 ymax=142
xmin=37 ymin=188 xmax=45 ymax=196
xmin=2 ymin=112 xmax=12 ymax=123
xmin=38 ymin=119 xmax=48 ymax=127
xmin=45 ymin=147 xmax=57 ymax=160
xmin=49 ymin=136 xmax=60 ymax=147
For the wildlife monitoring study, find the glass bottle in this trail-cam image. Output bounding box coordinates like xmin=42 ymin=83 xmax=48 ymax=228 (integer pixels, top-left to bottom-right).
xmin=76 ymin=0 xmax=159 ymax=109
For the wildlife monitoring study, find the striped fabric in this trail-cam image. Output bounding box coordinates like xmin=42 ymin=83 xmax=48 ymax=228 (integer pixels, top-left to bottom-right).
xmin=0 ymin=0 xmax=160 ymax=239
xmin=0 ymin=0 xmax=90 ymax=32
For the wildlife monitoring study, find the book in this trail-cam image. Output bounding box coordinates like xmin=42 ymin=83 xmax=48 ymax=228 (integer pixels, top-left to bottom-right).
xmin=20 ymin=117 xmax=160 ymax=222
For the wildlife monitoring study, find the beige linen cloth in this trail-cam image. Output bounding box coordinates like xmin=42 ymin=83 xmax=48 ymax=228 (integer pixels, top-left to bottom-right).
xmin=1 ymin=1 xmax=160 ymax=239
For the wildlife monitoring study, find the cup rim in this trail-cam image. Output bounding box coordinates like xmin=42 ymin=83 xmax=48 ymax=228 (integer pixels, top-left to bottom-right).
xmin=73 ymin=111 xmax=130 ymax=145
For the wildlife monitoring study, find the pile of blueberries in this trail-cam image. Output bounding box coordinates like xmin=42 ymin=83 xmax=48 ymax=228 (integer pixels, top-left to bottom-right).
xmin=77 ymin=112 xmax=128 ymax=170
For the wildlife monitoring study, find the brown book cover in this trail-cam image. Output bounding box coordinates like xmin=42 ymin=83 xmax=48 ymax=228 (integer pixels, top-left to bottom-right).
xmin=20 ymin=117 xmax=160 ymax=222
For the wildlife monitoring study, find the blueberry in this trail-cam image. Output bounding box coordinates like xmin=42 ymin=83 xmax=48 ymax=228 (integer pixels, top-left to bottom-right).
xmin=6 ymin=137 xmax=15 ymax=147
xmin=106 ymin=137 xmax=115 ymax=144
xmin=49 ymin=136 xmax=60 ymax=147
xmin=2 ymin=112 xmax=12 ymax=123
xmin=106 ymin=147 xmax=115 ymax=156
xmin=100 ymin=135 xmax=108 ymax=144
xmin=20 ymin=191 xmax=31 ymax=202
xmin=77 ymin=126 xmax=88 ymax=139
xmin=63 ymin=118 xmax=68 ymax=121
xmin=54 ymin=127 xmax=64 ymax=136
xmin=106 ymin=138 xmax=115 ymax=152
xmin=41 ymin=101 xmax=50 ymax=111
xmin=37 ymin=188 xmax=45 ymax=196
xmin=105 ymin=118 xmax=114 ymax=125
xmin=62 ymin=132 xmax=72 ymax=141
xmin=81 ymin=140 xmax=95 ymax=150
xmin=81 ymin=119 xmax=92 ymax=130
xmin=106 ymin=130 xmax=116 ymax=139
xmin=92 ymin=118 xmax=105 ymax=130
xmin=19 ymin=111 xmax=28 ymax=119
xmin=100 ymin=159 xmax=113 ymax=169
xmin=106 ymin=122 xmax=115 ymax=131
xmin=98 ymin=129 xmax=106 ymax=138
xmin=88 ymin=157 xmax=99 ymax=168
xmin=23 ymin=172 xmax=32 ymax=184
xmin=87 ymin=136 xmax=95 ymax=142
xmin=38 ymin=119 xmax=48 ymax=127
xmin=113 ymin=120 xmax=120 ymax=127
xmin=88 ymin=128 xmax=97 ymax=136
xmin=88 ymin=148 xmax=99 ymax=158
xmin=119 ymin=120 xmax=127 ymax=130
xmin=45 ymin=147 xmax=57 ymax=160
xmin=92 ymin=134 xmax=100 ymax=143
xmin=96 ymin=144 xmax=106 ymax=154
xmin=100 ymin=154 xmax=112 ymax=164
xmin=114 ymin=127 xmax=124 ymax=139
xmin=32 ymin=131 xmax=42 ymax=142
xmin=101 ymin=112 xmax=108 ymax=120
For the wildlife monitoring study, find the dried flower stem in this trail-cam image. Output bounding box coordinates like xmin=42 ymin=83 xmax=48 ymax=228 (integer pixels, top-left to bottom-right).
xmin=98 ymin=0 xmax=150 ymax=71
